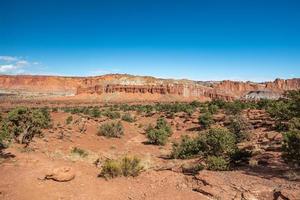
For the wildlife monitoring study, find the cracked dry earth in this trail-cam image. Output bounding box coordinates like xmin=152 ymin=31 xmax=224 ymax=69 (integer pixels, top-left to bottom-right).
xmin=0 ymin=110 xmax=299 ymax=200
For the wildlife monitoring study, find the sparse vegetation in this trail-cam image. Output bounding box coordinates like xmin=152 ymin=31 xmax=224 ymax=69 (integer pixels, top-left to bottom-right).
xmin=6 ymin=107 xmax=52 ymax=146
xmin=66 ymin=116 xmax=73 ymax=125
xmin=282 ymin=130 xmax=300 ymax=166
xmin=171 ymin=127 xmax=240 ymax=171
xmin=99 ymin=156 xmax=143 ymax=179
xmin=121 ymin=113 xmax=135 ymax=122
xmin=0 ymin=121 xmax=10 ymax=151
xmin=102 ymin=110 xmax=121 ymax=119
xmin=199 ymin=112 xmax=214 ymax=129
xmin=71 ymin=147 xmax=89 ymax=158
xmin=98 ymin=121 xmax=124 ymax=138
xmin=228 ymin=115 xmax=251 ymax=142
xmin=171 ymin=135 xmax=206 ymax=159
xmin=206 ymin=156 xmax=229 ymax=171
xmin=146 ymin=117 xmax=172 ymax=145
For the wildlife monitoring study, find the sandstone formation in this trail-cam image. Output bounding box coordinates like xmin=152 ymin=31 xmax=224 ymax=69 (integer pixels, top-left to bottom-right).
xmin=0 ymin=74 xmax=299 ymax=102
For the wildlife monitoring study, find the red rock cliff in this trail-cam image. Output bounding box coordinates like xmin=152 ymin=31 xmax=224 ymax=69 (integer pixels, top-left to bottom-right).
xmin=0 ymin=74 xmax=299 ymax=101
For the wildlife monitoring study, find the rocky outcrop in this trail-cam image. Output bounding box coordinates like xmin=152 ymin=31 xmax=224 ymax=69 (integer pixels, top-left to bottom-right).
xmin=0 ymin=74 xmax=299 ymax=102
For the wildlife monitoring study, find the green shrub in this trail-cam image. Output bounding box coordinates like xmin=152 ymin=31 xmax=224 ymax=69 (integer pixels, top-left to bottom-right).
xmin=288 ymin=117 xmax=300 ymax=131
xmin=267 ymin=100 xmax=292 ymax=121
xmin=146 ymin=118 xmax=172 ymax=145
xmin=208 ymin=104 xmax=219 ymax=114
xmin=204 ymin=127 xmax=237 ymax=157
xmin=121 ymin=113 xmax=135 ymax=122
xmin=103 ymin=110 xmax=121 ymax=119
xmin=224 ymin=101 xmax=244 ymax=115
xmin=282 ymin=130 xmax=300 ymax=166
xmin=228 ymin=115 xmax=251 ymax=142
xmin=98 ymin=121 xmax=124 ymax=138
xmin=146 ymin=128 xmax=169 ymax=145
xmin=66 ymin=116 xmax=73 ymax=125
xmin=120 ymin=156 xmax=144 ymax=177
xmin=100 ymin=159 xmax=123 ymax=179
xmin=171 ymin=135 xmax=206 ymax=159
xmin=230 ymin=149 xmax=252 ymax=166
xmin=0 ymin=121 xmax=10 ymax=150
xmin=99 ymin=156 xmax=143 ymax=179
xmin=7 ymin=107 xmax=51 ymax=146
xmin=199 ymin=112 xmax=214 ymax=129
xmin=71 ymin=147 xmax=88 ymax=158
xmin=206 ymin=156 xmax=229 ymax=171
xmin=89 ymin=107 xmax=101 ymax=118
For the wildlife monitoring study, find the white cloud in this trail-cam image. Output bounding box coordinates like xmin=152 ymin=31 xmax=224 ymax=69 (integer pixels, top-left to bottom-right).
xmin=0 ymin=56 xmax=19 ymax=62
xmin=16 ymin=60 xmax=29 ymax=66
xmin=0 ymin=64 xmax=24 ymax=74
xmin=0 ymin=55 xmax=41 ymax=75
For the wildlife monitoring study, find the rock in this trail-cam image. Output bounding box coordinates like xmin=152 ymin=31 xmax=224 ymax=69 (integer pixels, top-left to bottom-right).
xmin=273 ymin=188 xmax=300 ymax=200
xmin=45 ymin=167 xmax=75 ymax=182
xmin=241 ymin=192 xmax=259 ymax=200
xmin=265 ymin=132 xmax=279 ymax=141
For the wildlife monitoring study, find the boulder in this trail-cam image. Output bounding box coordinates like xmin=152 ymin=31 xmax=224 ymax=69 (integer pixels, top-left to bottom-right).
xmin=45 ymin=167 xmax=75 ymax=182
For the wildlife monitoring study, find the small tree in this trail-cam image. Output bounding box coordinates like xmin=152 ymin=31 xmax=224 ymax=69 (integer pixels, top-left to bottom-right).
xmin=0 ymin=121 xmax=10 ymax=151
xmin=282 ymin=130 xmax=300 ymax=166
xmin=199 ymin=112 xmax=214 ymax=129
xmin=7 ymin=107 xmax=51 ymax=146
xmin=146 ymin=118 xmax=172 ymax=145
xmin=204 ymin=127 xmax=237 ymax=157
xmin=171 ymin=135 xmax=206 ymax=159
xmin=228 ymin=115 xmax=251 ymax=143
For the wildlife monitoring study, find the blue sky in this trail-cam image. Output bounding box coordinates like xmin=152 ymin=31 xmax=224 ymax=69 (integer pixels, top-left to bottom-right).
xmin=0 ymin=0 xmax=300 ymax=81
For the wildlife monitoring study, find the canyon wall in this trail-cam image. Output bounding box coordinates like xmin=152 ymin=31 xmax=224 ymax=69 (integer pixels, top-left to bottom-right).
xmin=0 ymin=74 xmax=299 ymax=102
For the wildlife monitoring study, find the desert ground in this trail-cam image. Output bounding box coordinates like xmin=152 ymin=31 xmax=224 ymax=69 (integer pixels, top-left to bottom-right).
xmin=0 ymin=99 xmax=299 ymax=200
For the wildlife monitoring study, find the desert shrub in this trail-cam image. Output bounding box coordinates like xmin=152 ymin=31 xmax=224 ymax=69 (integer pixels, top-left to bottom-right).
xmin=99 ymin=156 xmax=143 ymax=179
xmin=100 ymin=159 xmax=123 ymax=179
xmin=0 ymin=121 xmax=10 ymax=150
xmin=146 ymin=118 xmax=172 ymax=145
xmin=121 ymin=113 xmax=135 ymax=122
xmin=155 ymin=102 xmax=195 ymax=115
xmin=206 ymin=156 xmax=229 ymax=171
xmin=190 ymin=100 xmax=202 ymax=108
xmin=66 ymin=116 xmax=73 ymax=125
xmin=171 ymin=135 xmax=206 ymax=159
xmin=256 ymin=99 xmax=273 ymax=110
xmin=71 ymin=147 xmax=88 ymax=158
xmin=204 ymin=127 xmax=237 ymax=157
xmin=282 ymin=130 xmax=300 ymax=166
xmin=210 ymin=99 xmax=226 ymax=109
xmin=230 ymin=149 xmax=252 ymax=166
xmin=52 ymin=107 xmax=58 ymax=112
xmin=98 ymin=121 xmax=124 ymax=138
xmin=207 ymin=104 xmax=219 ymax=114
xmin=198 ymin=112 xmax=214 ymax=129
xmin=171 ymin=127 xmax=237 ymax=160
xmin=103 ymin=110 xmax=121 ymax=119
xmin=267 ymin=100 xmax=292 ymax=121
xmin=120 ymin=156 xmax=144 ymax=177
xmin=7 ymin=107 xmax=51 ymax=146
xmin=288 ymin=117 xmax=300 ymax=131
xmin=228 ymin=115 xmax=251 ymax=142
xmin=224 ymin=101 xmax=243 ymax=115
xmin=156 ymin=117 xmax=172 ymax=134
xmin=286 ymin=90 xmax=300 ymax=117
xmin=146 ymin=128 xmax=169 ymax=145
xmin=89 ymin=107 xmax=101 ymax=118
